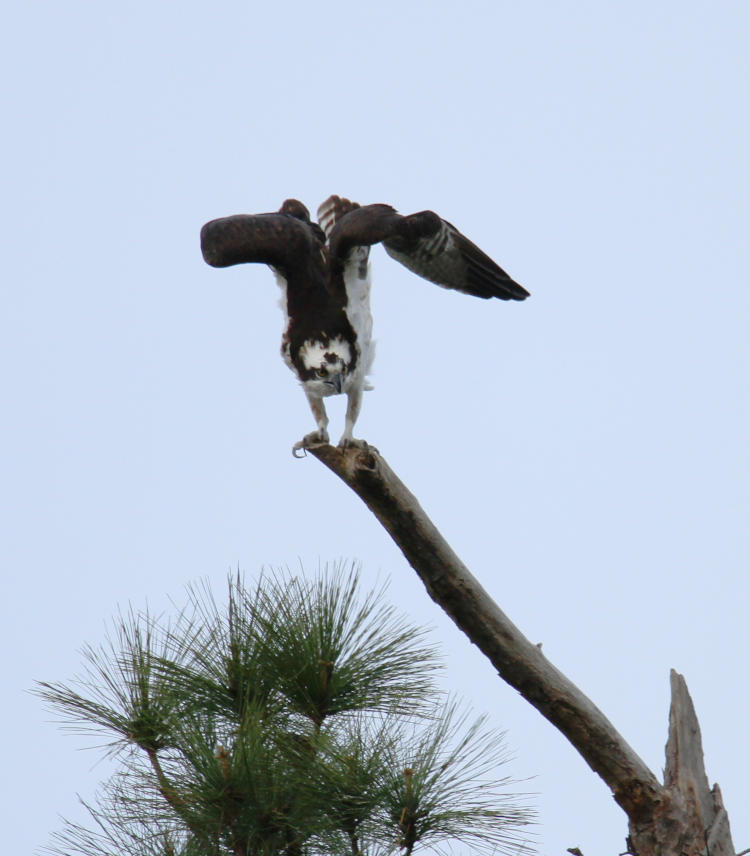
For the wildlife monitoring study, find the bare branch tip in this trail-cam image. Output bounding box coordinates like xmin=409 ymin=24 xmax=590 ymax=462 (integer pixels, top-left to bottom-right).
xmin=307 ymin=441 xmax=380 ymax=472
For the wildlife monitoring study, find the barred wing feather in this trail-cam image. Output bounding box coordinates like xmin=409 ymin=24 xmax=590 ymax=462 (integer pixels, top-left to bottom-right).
xmin=383 ymin=216 xmax=529 ymax=301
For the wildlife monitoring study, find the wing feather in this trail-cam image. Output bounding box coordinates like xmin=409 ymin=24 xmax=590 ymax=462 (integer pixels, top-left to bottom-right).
xmin=318 ymin=195 xmax=374 ymax=279
xmin=326 ymin=202 xmax=528 ymax=300
xmin=200 ymin=213 xmax=320 ymax=274
xmin=317 ymin=195 xmax=360 ymax=239
xmin=384 ymin=216 xmax=529 ymax=301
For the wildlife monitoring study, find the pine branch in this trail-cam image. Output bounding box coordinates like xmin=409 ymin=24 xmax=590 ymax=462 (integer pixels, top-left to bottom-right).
xmin=145 ymin=748 xmax=200 ymax=838
xmin=39 ymin=566 xmax=534 ymax=855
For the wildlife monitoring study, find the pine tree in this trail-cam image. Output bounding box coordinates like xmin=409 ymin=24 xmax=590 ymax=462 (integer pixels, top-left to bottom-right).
xmin=37 ymin=564 xmax=534 ymax=856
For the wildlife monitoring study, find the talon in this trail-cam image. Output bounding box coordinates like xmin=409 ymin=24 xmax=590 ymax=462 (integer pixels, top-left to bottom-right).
xmin=337 ymin=437 xmax=376 ymax=453
xmin=292 ymin=428 xmax=329 ymax=457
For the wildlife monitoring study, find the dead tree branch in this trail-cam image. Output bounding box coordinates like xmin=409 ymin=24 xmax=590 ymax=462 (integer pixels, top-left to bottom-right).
xmin=307 ymin=443 xmax=736 ymax=856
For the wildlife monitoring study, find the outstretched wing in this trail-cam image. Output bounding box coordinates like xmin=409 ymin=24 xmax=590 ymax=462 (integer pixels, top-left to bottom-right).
xmin=325 ymin=198 xmax=528 ymax=301
xmin=200 ymin=211 xmax=322 ymax=277
xmin=385 ymin=216 xmax=529 ymax=301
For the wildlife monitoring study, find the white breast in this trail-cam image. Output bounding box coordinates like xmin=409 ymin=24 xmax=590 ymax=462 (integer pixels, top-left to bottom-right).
xmin=343 ymin=247 xmax=375 ymax=383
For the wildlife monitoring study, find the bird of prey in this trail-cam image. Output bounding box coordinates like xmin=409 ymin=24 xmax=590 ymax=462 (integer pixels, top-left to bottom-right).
xmin=200 ymin=195 xmax=528 ymax=455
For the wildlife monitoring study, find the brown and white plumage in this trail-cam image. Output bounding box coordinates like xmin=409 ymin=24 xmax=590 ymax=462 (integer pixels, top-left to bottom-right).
xmin=200 ymin=195 xmax=528 ymax=453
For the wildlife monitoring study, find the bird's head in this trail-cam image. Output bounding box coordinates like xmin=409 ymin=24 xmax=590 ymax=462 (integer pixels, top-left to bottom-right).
xmin=297 ymin=337 xmax=354 ymax=397
xmin=279 ymin=198 xmax=311 ymax=221
xmin=279 ymin=199 xmax=326 ymax=245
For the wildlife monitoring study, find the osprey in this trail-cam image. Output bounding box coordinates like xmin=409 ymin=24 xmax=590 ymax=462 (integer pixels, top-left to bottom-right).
xmin=200 ymin=196 xmax=528 ymax=454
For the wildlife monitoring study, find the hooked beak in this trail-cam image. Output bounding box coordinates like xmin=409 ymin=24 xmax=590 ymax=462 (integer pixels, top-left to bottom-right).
xmin=324 ymin=372 xmax=344 ymax=394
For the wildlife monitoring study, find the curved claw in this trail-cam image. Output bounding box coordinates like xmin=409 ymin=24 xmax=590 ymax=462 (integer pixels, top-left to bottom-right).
xmin=292 ymin=429 xmax=330 ymax=458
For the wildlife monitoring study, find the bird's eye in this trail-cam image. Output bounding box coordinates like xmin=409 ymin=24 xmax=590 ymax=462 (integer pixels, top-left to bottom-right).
xmin=316 ymin=367 xmax=329 ymax=378
xmin=341 ymin=365 xmax=348 ymax=375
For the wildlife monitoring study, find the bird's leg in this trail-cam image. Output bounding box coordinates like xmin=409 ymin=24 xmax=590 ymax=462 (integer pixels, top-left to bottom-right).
xmin=292 ymin=391 xmax=330 ymax=456
xmin=338 ymin=387 xmax=366 ymax=449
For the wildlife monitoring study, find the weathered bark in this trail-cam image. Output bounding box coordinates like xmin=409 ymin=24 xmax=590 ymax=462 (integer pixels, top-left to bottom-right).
xmin=627 ymin=670 xmax=735 ymax=856
xmin=307 ymin=443 xmax=737 ymax=855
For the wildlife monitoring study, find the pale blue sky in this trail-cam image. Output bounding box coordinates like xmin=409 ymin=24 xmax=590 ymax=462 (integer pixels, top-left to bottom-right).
xmin=4 ymin=2 xmax=749 ymax=854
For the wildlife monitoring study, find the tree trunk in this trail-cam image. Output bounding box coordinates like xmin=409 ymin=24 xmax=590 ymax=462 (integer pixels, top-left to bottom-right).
xmin=307 ymin=444 xmax=737 ymax=855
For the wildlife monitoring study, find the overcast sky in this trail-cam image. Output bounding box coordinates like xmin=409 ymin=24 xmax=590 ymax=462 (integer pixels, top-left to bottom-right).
xmin=4 ymin=2 xmax=749 ymax=854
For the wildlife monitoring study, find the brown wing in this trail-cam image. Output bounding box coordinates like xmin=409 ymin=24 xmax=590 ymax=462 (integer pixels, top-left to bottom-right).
xmin=326 ymin=202 xmax=528 ymax=300
xmin=325 ymin=202 xmax=406 ymax=264
xmin=383 ymin=214 xmax=529 ymax=301
xmin=317 ymin=195 xmax=360 ymax=239
xmin=200 ymin=211 xmax=322 ymax=276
